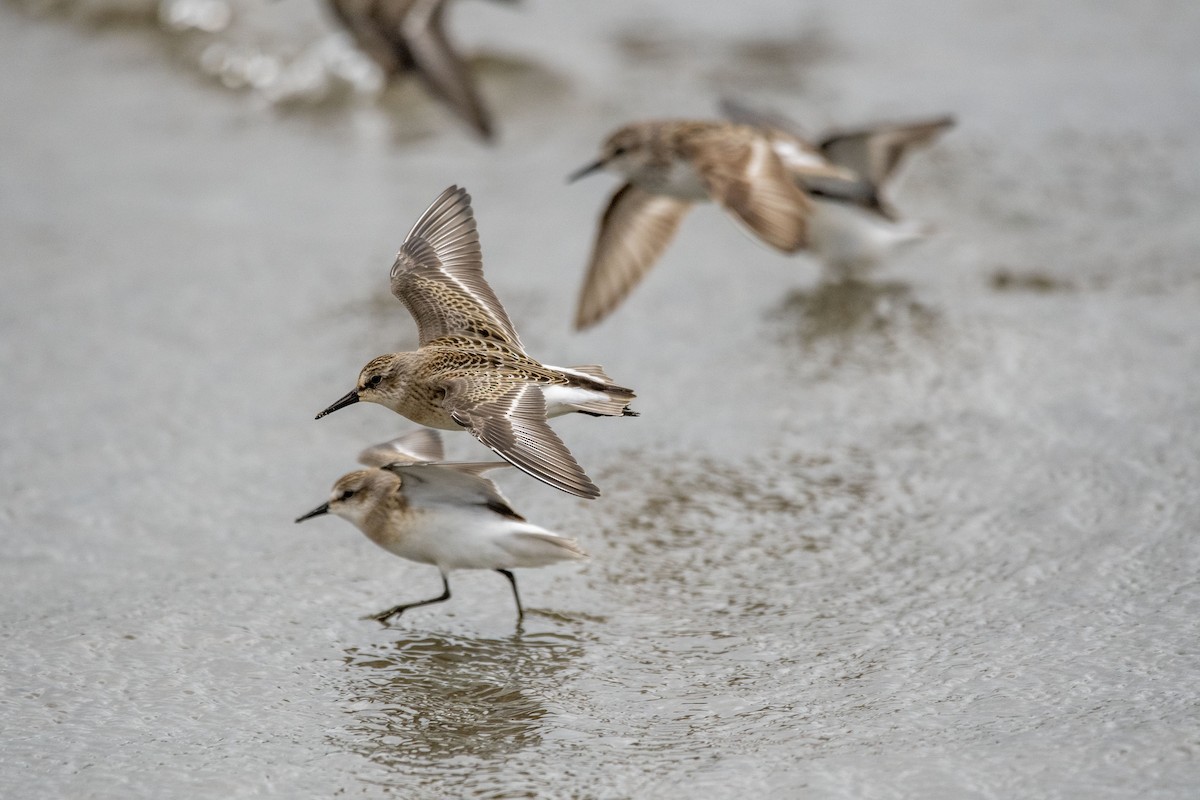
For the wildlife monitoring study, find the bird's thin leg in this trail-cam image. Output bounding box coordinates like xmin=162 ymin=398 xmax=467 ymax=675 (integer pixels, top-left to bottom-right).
xmin=496 ymin=569 xmax=524 ymax=620
xmin=369 ymin=573 xmax=451 ymax=624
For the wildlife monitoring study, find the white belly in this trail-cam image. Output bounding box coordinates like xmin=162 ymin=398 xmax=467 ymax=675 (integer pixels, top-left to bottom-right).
xmin=808 ymin=200 xmax=929 ymax=279
xmin=540 ymin=383 xmax=611 ymax=417
xmin=379 ymin=508 xmax=577 ymax=571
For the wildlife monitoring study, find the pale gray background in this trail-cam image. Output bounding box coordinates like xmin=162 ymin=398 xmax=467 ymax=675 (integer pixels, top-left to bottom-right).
xmin=2 ymin=1 xmax=1198 ymax=797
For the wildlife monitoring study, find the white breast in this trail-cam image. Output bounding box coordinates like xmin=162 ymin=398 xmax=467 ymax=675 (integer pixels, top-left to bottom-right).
xmin=808 ymin=200 xmax=930 ymax=279
xmin=381 ymin=507 xmax=575 ymax=571
xmin=641 ymin=158 xmax=710 ymax=201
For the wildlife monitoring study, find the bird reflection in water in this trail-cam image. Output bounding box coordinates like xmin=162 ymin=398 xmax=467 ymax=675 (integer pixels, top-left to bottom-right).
xmin=338 ymin=631 xmax=584 ymax=766
xmin=774 ymin=278 xmax=941 ymax=350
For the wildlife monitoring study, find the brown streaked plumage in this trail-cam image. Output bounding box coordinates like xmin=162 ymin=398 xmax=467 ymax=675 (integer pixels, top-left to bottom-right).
xmin=720 ymin=97 xmax=955 ymax=220
xmin=296 ymin=431 xmax=587 ymax=623
xmin=326 ymin=0 xmax=512 ymax=140
xmin=572 ymin=184 xmax=691 ymax=332
xmin=315 ymin=185 xmax=637 ymax=500
xmin=569 ymin=120 xmax=850 ymax=330
xmin=719 ymin=98 xmax=955 ymax=280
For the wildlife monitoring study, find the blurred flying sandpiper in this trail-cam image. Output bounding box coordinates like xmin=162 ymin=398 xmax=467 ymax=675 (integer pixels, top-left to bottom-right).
xmin=567 ymin=118 xmax=849 ymax=329
xmin=569 ymin=107 xmax=953 ymax=329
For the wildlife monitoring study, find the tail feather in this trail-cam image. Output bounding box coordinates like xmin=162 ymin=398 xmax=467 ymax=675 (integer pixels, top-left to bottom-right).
xmin=501 ymin=529 xmax=589 ymax=566
xmin=545 ymin=363 xmax=638 ymax=416
xmin=555 ymin=364 xmax=633 ymax=395
xmin=567 ymin=364 xmax=612 ymax=382
xmin=572 ymin=381 xmax=638 ymax=417
xmin=573 ymin=397 xmax=639 ymax=417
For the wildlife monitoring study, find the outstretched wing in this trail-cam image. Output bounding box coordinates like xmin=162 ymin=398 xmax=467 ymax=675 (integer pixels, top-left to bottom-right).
xmin=819 ymin=116 xmax=955 ymax=189
xmin=575 ymin=183 xmax=691 ymax=330
xmin=718 ymin=96 xmax=813 ymax=142
xmin=717 ymin=96 xmax=869 ymax=200
xmin=716 ymin=97 xmax=851 ymax=177
xmin=390 ymin=185 xmax=525 ymax=350
xmin=357 ymin=428 xmax=445 ymax=467
xmin=682 ymin=126 xmax=812 ymax=253
xmin=443 ymin=380 xmax=600 ymax=499
xmin=383 ymin=461 xmax=522 ymax=519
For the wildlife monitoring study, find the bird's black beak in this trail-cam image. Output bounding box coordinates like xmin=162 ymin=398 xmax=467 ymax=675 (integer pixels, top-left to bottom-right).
xmin=316 ymin=389 xmax=359 ymax=420
xmin=567 ymin=158 xmax=607 ymax=183
xmin=295 ymin=502 xmax=330 ymax=523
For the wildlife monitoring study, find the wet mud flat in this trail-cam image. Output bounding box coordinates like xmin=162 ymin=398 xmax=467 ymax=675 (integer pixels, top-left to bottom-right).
xmin=2 ymin=1 xmax=1200 ymax=797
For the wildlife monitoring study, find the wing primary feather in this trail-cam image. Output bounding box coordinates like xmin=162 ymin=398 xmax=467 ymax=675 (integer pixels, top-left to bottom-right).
xmin=575 ymin=184 xmax=691 ymax=330
xmin=446 ymin=383 xmax=601 ymax=499
xmin=389 ymin=186 xmax=526 ymax=349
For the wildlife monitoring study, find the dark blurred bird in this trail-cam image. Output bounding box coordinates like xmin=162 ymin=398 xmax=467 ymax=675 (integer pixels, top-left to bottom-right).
xmin=326 ymin=0 xmax=513 ymax=140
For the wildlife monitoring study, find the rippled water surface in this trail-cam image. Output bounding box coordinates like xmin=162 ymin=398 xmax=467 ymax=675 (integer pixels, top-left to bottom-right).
xmin=3 ymin=0 xmax=1199 ymax=797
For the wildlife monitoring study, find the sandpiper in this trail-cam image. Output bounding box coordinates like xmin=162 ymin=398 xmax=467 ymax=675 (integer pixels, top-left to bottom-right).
xmin=568 ymin=119 xmax=853 ymax=329
xmin=719 ymin=97 xmax=955 ymax=282
xmin=568 ymin=107 xmax=954 ymax=328
xmin=296 ymin=430 xmax=587 ymax=622
xmin=316 ymin=185 xmax=637 ymax=500
xmin=326 ymin=0 xmax=510 ymax=140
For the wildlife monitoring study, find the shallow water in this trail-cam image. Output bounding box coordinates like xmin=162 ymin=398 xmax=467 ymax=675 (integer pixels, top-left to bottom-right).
xmin=2 ymin=0 xmax=1200 ymax=797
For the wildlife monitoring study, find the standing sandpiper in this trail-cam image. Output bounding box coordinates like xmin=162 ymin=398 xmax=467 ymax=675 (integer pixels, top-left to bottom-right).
xmin=315 ymin=185 xmax=637 ymax=500
xmin=296 ymin=430 xmax=587 ymax=623
xmin=720 ymin=97 xmax=955 ymax=283
xmin=326 ymin=0 xmax=512 ymax=140
xmin=568 ymin=119 xmax=852 ymax=330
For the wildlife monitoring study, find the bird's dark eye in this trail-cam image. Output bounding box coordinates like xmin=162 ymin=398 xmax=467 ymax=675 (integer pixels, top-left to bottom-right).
xmin=365 ymin=375 xmax=383 ymax=389
xmin=339 ymin=489 xmax=356 ymax=501
xmin=613 ymin=146 xmax=627 ymax=156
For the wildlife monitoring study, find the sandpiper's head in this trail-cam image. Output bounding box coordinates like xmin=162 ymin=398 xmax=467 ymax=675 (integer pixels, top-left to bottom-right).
xmin=295 ymin=469 xmax=399 ymax=528
xmin=315 ymin=354 xmax=407 ymax=420
xmin=569 ymin=124 xmax=655 ymax=182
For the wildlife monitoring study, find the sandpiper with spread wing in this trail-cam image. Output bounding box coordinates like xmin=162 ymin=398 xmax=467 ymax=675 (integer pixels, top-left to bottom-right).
xmin=567 ymin=118 xmax=853 ymax=329
xmin=315 ymin=185 xmax=637 ymax=500
xmin=569 ymin=107 xmax=953 ymax=328
xmin=296 ymin=430 xmax=587 ymax=622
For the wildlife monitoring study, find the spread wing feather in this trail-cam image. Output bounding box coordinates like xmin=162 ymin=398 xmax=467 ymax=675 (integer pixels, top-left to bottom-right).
xmin=575 ymin=184 xmax=691 ymax=330
xmin=390 ymin=185 xmax=525 ymax=350
xmin=357 ymin=428 xmax=445 ymax=467
xmin=819 ymin=117 xmax=956 ymax=189
xmin=684 ymin=128 xmax=812 ymax=253
xmin=444 ymin=381 xmax=601 ymax=499
xmin=383 ymin=462 xmax=522 ymax=519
